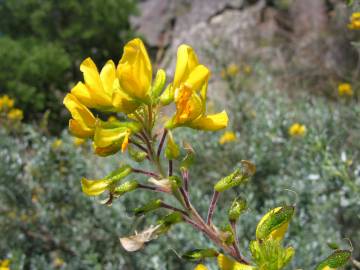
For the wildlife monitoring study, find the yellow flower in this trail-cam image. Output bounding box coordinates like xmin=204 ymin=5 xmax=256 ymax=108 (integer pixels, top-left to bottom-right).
xmin=7 ymin=108 xmax=23 ymax=121
xmin=0 ymin=95 xmax=14 ymax=111
xmin=63 ymin=94 xmax=96 ymax=138
xmin=51 ymin=139 xmax=63 ymax=150
xmin=194 ymin=264 xmax=208 ymax=270
xmin=0 ymin=259 xmax=10 ymax=270
xmin=288 ymin=123 xmax=306 ymax=137
xmin=73 ymin=137 xmax=86 ymax=146
xmin=117 ymin=38 xmax=152 ymax=102
xmin=166 ymin=45 xmax=228 ymax=131
xmin=243 ymin=65 xmax=252 ymax=75
xmin=227 ymin=64 xmax=240 ymax=77
xmin=338 ymin=83 xmax=353 ymax=97
xmin=217 ymin=254 xmax=255 ymax=270
xmin=348 ymin=12 xmax=360 ymax=30
xmin=53 ymin=257 xmax=65 ymax=268
xmin=219 ymin=131 xmax=237 ymax=145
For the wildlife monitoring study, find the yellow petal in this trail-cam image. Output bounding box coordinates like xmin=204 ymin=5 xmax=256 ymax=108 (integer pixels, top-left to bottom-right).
xmin=69 ymin=119 xmax=94 ymax=138
xmin=81 ymin=178 xmax=111 ymax=196
xmin=173 ymin=44 xmax=199 ymax=89
xmin=112 ymin=80 xmax=140 ymax=114
xmin=217 ymin=254 xmax=255 ymax=270
xmin=94 ymin=143 xmax=121 ymax=157
xmin=71 ymin=82 xmax=97 ymax=108
xmin=189 ymin=111 xmax=229 ymax=131
xmin=194 ymin=264 xmax=208 ymax=270
xmin=63 ymin=94 xmax=96 ymax=129
xmin=185 ymin=65 xmax=210 ymax=92
xmin=100 ymin=60 xmax=116 ymax=96
xmin=121 ymin=130 xmax=130 ymax=153
xmin=117 ymin=38 xmax=152 ymax=100
xmin=94 ymin=125 xmax=129 ymax=148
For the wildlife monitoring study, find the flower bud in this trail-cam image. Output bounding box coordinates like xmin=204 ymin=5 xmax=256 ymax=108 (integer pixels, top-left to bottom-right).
xmin=256 ymin=206 xmax=294 ymax=241
xmin=128 ymin=146 xmax=147 ymax=162
xmin=133 ymin=199 xmax=162 ymax=216
xmin=315 ymin=250 xmax=352 ymax=270
xmin=228 ymin=197 xmax=247 ymax=222
xmin=159 ymin=84 xmax=174 ymax=105
xmin=151 ymin=69 xmax=167 ymax=99
xmin=165 ymin=131 xmax=180 ymax=160
xmin=113 ymin=180 xmax=138 ymax=197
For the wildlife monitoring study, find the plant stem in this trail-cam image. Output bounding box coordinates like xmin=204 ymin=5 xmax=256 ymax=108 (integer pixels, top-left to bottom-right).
xmin=129 ymin=140 xmax=148 ymax=153
xmin=157 ymin=129 xmax=168 ymax=158
xmin=182 ymin=169 xmax=189 ymax=193
xmin=206 ymin=191 xmax=220 ymax=225
xmin=161 ymin=202 xmax=189 ymax=216
xmin=168 ymin=160 xmax=173 ymax=176
xmin=132 ymin=168 xmax=160 ymax=179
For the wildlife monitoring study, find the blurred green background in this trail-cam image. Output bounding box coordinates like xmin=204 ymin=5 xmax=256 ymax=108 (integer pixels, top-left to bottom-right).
xmin=1 ymin=0 xmax=360 ymax=269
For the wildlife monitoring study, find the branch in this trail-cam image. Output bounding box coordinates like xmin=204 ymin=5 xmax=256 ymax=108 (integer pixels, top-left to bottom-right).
xmin=132 ymin=168 xmax=160 ymax=179
xmin=206 ymin=191 xmax=220 ymax=225
xmin=157 ymin=129 xmax=168 ymax=158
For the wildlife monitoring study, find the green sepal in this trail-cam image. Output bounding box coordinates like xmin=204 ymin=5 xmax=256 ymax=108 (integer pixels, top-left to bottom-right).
xmin=169 ymin=176 xmax=186 ymax=207
xmin=133 ymin=199 xmax=162 ymax=216
xmin=228 ymin=197 xmax=247 ymax=222
xmin=157 ymin=212 xmax=183 ymax=234
xmin=105 ymin=165 xmax=132 ymax=183
xmin=327 ymin=242 xmax=340 ymax=250
xmin=165 ymin=131 xmax=180 ymax=160
xmin=159 ymin=84 xmax=174 ymax=105
xmin=151 ymin=69 xmax=167 ymax=99
xmin=128 ymin=146 xmax=147 ymax=162
xmin=221 ymin=224 xmax=235 ymax=245
xmin=113 ymin=180 xmax=138 ymax=197
xmin=315 ymin=250 xmax=352 ymax=270
xmin=182 ymin=248 xmax=219 ymax=261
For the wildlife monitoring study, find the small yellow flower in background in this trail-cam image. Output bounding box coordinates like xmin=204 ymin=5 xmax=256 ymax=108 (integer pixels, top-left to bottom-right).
xmin=219 ymin=131 xmax=237 ymax=145
xmin=194 ymin=264 xmax=208 ymax=270
xmin=221 ymin=64 xmax=240 ymax=78
xmin=52 ymin=139 xmax=63 ymax=150
xmin=226 ymin=64 xmax=240 ymax=77
xmin=218 ymin=254 xmax=255 ymax=270
xmin=338 ymin=83 xmax=353 ymax=97
xmin=0 ymin=259 xmax=10 ymax=270
xmin=243 ymin=65 xmax=252 ymax=75
xmin=53 ymin=256 xmax=65 ymax=268
xmin=0 ymin=95 xmax=14 ymax=111
xmin=7 ymin=108 xmax=23 ymax=121
xmin=288 ymin=123 xmax=306 ymax=137
xmin=348 ymin=12 xmax=360 ymax=30
xmin=73 ymin=137 xmax=86 ymax=147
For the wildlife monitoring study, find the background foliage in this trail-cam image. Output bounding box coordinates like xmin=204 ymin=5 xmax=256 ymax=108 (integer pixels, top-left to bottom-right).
xmin=0 ymin=0 xmax=137 ymax=131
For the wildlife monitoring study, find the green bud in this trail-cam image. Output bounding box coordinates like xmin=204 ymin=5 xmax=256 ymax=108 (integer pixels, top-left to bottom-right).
xmin=113 ymin=180 xmax=138 ymax=197
xmin=315 ymin=250 xmax=352 ymax=270
xmin=151 ymin=69 xmax=167 ymax=99
xmin=168 ymin=176 xmax=186 ymax=207
xmin=159 ymin=84 xmax=174 ymax=105
xmin=228 ymin=197 xmax=247 ymax=221
xmin=182 ymin=248 xmax=218 ymax=261
xmin=128 ymin=146 xmax=147 ymax=162
xmin=327 ymin=242 xmax=340 ymax=250
xmin=214 ymin=169 xmax=245 ymax=192
xmin=165 ymin=132 xmax=180 ymax=160
xmin=105 ymin=165 xmax=132 ymax=183
xmin=256 ymin=206 xmax=294 ymax=241
xmin=220 ymin=224 xmax=235 ymax=245
xmin=133 ymin=199 xmax=162 ymax=216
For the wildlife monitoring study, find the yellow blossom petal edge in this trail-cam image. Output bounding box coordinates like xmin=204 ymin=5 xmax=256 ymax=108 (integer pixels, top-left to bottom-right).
xmin=189 ymin=111 xmax=229 ymax=131
xmin=173 ymin=44 xmax=199 ymax=89
xmin=219 ymin=131 xmax=237 ymax=145
xmin=117 ymin=38 xmax=152 ymax=101
xmin=217 ymin=254 xmax=255 ymax=270
xmin=194 ymin=264 xmax=209 ymax=270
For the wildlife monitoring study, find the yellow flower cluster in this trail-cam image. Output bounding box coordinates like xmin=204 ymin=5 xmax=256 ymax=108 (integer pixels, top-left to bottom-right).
xmin=338 ymin=83 xmax=353 ymax=97
xmin=348 ymin=12 xmax=360 ymax=30
xmin=0 ymin=95 xmax=23 ymax=122
xmin=288 ymin=123 xmax=306 ymax=137
xmin=63 ymin=38 xmax=228 ymax=156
